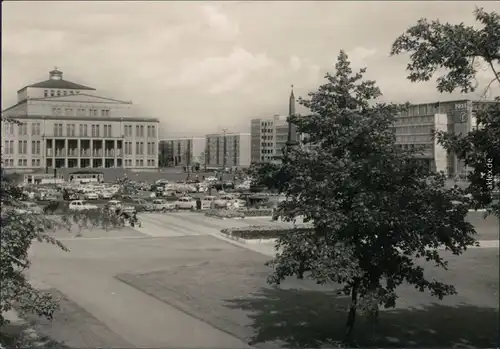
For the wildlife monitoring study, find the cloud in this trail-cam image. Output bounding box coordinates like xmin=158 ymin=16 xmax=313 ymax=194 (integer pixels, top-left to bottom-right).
xmin=347 ymin=47 xmax=377 ymax=69
xmin=168 ymin=47 xmax=274 ymax=94
xmin=201 ymin=4 xmax=239 ymax=39
xmin=289 ymin=55 xmax=302 ymax=72
xmin=2 ymin=1 xmax=499 ymax=136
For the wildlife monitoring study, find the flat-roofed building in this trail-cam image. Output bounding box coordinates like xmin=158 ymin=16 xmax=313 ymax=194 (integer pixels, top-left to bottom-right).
xmin=158 ymin=137 xmax=205 ymax=167
xmin=394 ymin=99 xmax=498 ymax=178
xmin=1 ymin=68 xmax=159 ymax=171
xmin=205 ymin=132 xmax=251 ymax=168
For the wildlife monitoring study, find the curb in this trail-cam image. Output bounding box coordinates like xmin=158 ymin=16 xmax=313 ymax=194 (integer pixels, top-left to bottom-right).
xmin=220 ymin=233 xmax=277 ymax=245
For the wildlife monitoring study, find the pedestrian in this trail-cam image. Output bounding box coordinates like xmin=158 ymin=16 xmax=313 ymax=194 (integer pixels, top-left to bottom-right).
xmin=196 ymin=197 xmax=202 ymax=210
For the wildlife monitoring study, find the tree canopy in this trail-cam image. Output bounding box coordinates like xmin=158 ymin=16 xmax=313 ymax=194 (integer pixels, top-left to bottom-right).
xmin=390 ymin=7 xmax=500 ymax=95
xmin=392 ymin=7 xmax=500 ymax=216
xmin=264 ymin=50 xmax=478 ymax=342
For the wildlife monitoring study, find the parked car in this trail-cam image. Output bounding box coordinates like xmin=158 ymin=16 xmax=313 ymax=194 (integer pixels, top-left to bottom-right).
xmin=174 ymin=196 xmax=197 ymax=210
xmin=106 ymin=200 xmax=122 ymax=211
xmin=100 ymin=191 xmax=113 ymax=199
xmin=206 ymin=176 xmax=218 ymax=181
xmin=69 ymin=200 xmax=98 ymax=211
xmin=131 ymin=198 xmax=153 ymax=212
xmin=84 ymin=192 xmax=99 ymax=200
xmin=201 ymin=196 xmax=217 ymax=210
xmin=213 ymin=195 xmax=234 ymax=209
xmin=152 ymin=199 xmax=176 ymax=212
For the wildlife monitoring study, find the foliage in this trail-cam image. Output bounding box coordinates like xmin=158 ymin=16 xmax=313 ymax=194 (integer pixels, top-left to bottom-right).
xmin=392 ymin=8 xmax=500 ymax=217
xmin=247 ymin=162 xmax=289 ymax=192
xmin=237 ymin=208 xmax=274 ymax=217
xmin=205 ymin=209 xmax=245 ymax=219
xmin=263 ymin=50 xmax=478 ymax=341
xmin=0 ymin=119 xmax=123 ymax=330
xmin=221 ymin=224 xmax=312 ymax=240
xmin=390 ymin=7 xmax=500 ymax=94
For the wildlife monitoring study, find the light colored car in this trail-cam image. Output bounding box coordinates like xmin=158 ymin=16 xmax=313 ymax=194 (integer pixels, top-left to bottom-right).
xmin=174 ymin=196 xmax=196 ymax=210
xmin=100 ymin=191 xmax=113 ymax=199
xmin=84 ymin=192 xmax=99 ymax=200
xmin=201 ymin=196 xmax=217 ymax=210
xmin=206 ymin=176 xmax=218 ymax=182
xmin=69 ymin=200 xmax=98 ymax=211
xmin=214 ymin=195 xmax=234 ymax=208
xmin=107 ymin=200 xmax=122 ymax=210
xmin=152 ymin=199 xmax=176 ymax=212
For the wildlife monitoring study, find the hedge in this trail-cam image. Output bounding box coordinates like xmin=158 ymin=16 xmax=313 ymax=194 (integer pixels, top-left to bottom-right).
xmin=221 ymin=224 xmax=313 ymax=239
xmin=205 ymin=209 xmax=245 ymax=219
xmin=237 ymin=208 xmax=274 ymax=217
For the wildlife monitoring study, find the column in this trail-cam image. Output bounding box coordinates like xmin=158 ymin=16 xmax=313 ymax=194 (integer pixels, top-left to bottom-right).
xmin=90 ymin=140 xmax=93 ymax=168
xmin=102 ymin=139 xmax=105 ymax=168
xmin=52 ymin=139 xmax=55 ymax=169
xmin=114 ymin=140 xmax=118 ymax=168
xmin=77 ymin=139 xmax=81 ymax=168
xmin=64 ymin=139 xmax=68 ymax=168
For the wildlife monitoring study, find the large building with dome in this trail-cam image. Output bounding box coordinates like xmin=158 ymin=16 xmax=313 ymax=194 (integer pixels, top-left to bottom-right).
xmin=1 ymin=68 xmax=159 ymax=171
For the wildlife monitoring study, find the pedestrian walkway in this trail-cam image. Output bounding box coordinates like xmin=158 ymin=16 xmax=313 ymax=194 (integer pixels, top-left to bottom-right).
xmin=133 ymin=212 xmax=500 ymax=257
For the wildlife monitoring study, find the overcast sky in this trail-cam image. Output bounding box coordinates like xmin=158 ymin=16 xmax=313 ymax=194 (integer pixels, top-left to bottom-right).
xmin=2 ymin=1 xmax=499 ymax=137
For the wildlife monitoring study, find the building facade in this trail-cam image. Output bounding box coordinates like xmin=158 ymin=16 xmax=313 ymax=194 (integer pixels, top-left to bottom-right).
xmin=1 ymin=69 xmax=159 ymax=171
xmin=158 ymin=137 xmax=205 ymax=167
xmin=205 ymin=132 xmax=251 ymax=168
xmin=394 ymin=99 xmax=498 ymax=178
xmin=251 ymin=86 xmax=299 ymax=163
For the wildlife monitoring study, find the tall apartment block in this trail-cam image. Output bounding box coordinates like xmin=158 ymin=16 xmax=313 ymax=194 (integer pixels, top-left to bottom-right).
xmin=205 ymin=132 xmax=251 ymax=168
xmin=1 ymin=68 xmax=159 ymax=171
xmin=158 ymin=137 xmax=205 ymax=167
xmin=395 ymin=99 xmax=498 ymax=178
xmin=251 ymin=86 xmax=299 ymax=163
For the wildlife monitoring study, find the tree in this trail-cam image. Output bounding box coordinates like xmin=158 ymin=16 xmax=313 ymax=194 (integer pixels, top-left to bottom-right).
xmin=263 ymin=51 xmax=478 ymax=342
xmin=247 ymin=162 xmax=288 ymax=192
xmin=391 ymin=8 xmax=500 ymax=216
xmin=0 ymin=120 xmax=123 ymax=331
xmin=390 ymin=8 xmax=500 ymax=95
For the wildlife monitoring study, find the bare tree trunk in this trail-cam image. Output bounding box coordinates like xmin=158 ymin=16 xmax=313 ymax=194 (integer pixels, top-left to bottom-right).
xmin=344 ymin=279 xmax=359 ymax=343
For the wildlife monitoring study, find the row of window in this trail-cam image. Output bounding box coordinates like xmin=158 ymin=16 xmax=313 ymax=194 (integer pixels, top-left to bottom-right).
xmin=3 ymin=159 xmax=38 ymax=167
xmin=396 ymin=144 xmax=433 ymax=150
xmin=4 ymin=140 xmax=42 ymax=155
xmin=395 ymin=125 xmax=433 ymax=135
xmin=394 ymin=116 xmax=435 ymax=125
xmin=44 ymin=89 xmax=80 ymax=98
xmin=4 ymin=122 xmax=152 ymax=138
xmin=123 ymin=125 xmax=156 ymax=138
xmin=123 ymin=159 xmax=156 ymax=167
xmin=3 ymin=158 xmax=157 ymax=168
xmin=396 ymin=135 xmax=433 ymax=143
xmin=4 ymin=122 xmax=42 ymax=136
xmin=123 ymin=142 xmax=157 ymax=155
xmin=52 ymin=107 xmax=111 ymax=117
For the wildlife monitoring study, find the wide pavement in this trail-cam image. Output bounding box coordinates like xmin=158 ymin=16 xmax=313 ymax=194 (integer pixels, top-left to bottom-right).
xmin=27 ymin=210 xmax=498 ymax=348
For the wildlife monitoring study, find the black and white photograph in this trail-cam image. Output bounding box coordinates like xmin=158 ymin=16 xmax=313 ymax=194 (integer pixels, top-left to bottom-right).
xmin=1 ymin=1 xmax=499 ymax=348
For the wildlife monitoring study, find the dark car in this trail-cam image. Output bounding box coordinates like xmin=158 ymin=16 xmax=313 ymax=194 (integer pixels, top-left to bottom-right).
xmin=131 ymin=198 xmax=149 ymax=212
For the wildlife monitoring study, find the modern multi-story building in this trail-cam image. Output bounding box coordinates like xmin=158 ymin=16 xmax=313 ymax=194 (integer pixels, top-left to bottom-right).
xmin=205 ymin=132 xmax=251 ymax=168
xmin=158 ymin=137 xmax=205 ymax=167
xmin=1 ymin=68 xmax=159 ymax=171
xmin=251 ymin=86 xmax=299 ymax=163
xmin=394 ymin=99 xmax=498 ymax=178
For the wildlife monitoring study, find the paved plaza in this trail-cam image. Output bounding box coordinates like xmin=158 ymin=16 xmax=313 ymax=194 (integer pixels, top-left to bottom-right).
xmin=26 ymin=211 xmax=499 ymax=348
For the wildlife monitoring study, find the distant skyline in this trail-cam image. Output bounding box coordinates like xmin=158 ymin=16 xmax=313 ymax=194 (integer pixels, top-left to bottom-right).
xmin=2 ymin=1 xmax=499 ymax=138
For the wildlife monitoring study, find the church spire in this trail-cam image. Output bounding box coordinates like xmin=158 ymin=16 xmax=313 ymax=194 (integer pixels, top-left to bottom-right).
xmin=289 ymin=84 xmax=296 ymax=117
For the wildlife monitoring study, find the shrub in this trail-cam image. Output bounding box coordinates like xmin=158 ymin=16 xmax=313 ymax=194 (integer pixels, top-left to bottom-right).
xmin=205 ymin=209 xmax=245 ymax=219
xmin=221 ymin=224 xmax=313 ymax=239
xmin=237 ymin=208 xmax=274 ymax=217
